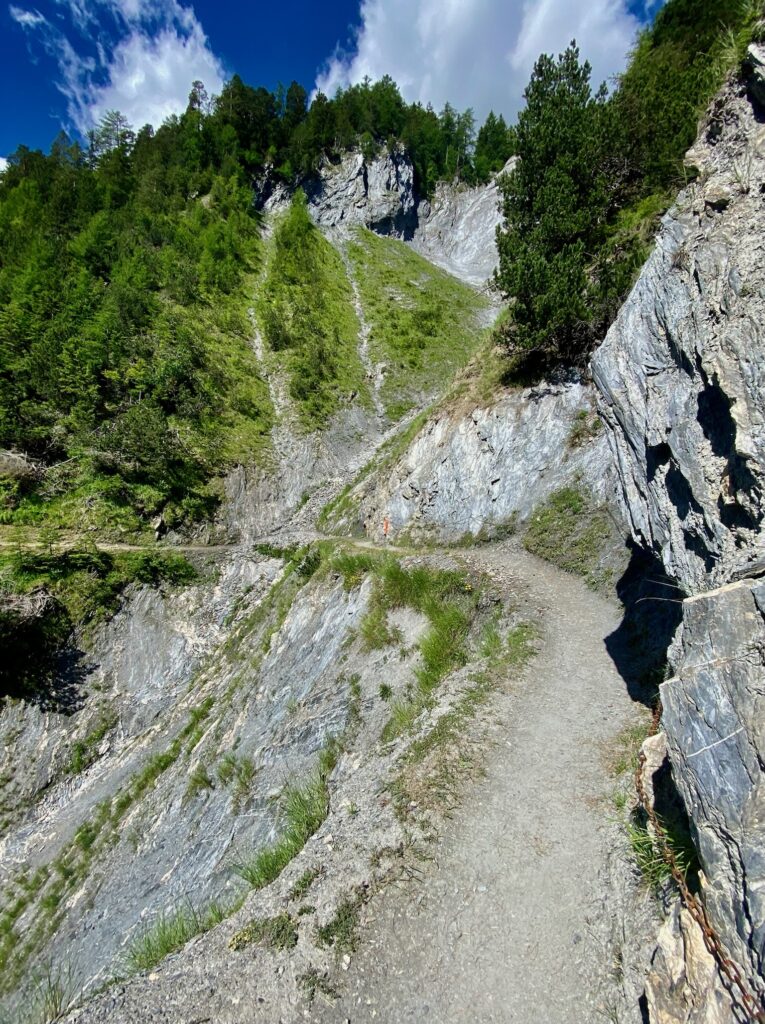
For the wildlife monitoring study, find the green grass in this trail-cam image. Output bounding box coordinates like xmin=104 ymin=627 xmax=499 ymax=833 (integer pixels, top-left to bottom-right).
xmin=0 ymin=697 xmax=216 ymax=996
xmin=609 ymin=720 xmax=653 ymax=778
xmin=231 ymin=742 xmax=339 ymax=891
xmin=185 ymin=764 xmax=214 ymax=801
xmin=566 ymin=409 xmax=603 ymax=449
xmin=298 ymin=967 xmax=338 ymax=1003
xmin=216 ymin=753 xmax=257 ymax=806
xmin=359 ymin=603 xmax=403 ymax=650
xmin=229 ymin=912 xmax=298 ymax=952
xmin=347 ymin=228 xmax=488 ymax=417
xmin=316 ymin=895 xmax=362 ymax=956
xmin=329 ymin=551 xmax=481 ymax=743
xmin=66 ymin=707 xmax=118 ymax=774
xmin=396 ymin=619 xmax=538 ymax=806
xmin=523 ymin=485 xmax=615 ymax=590
xmin=289 ymin=867 xmax=321 ymax=901
xmin=125 ymin=899 xmax=231 ymax=973
xmin=256 ymin=194 xmax=368 ymax=429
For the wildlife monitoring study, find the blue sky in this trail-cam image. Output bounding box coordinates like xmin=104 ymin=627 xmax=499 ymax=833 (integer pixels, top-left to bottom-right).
xmin=1 ymin=0 xmax=661 ymax=160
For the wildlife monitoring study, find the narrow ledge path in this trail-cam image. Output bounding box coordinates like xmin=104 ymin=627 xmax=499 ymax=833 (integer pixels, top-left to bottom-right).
xmin=315 ymin=540 xmax=645 ymax=1024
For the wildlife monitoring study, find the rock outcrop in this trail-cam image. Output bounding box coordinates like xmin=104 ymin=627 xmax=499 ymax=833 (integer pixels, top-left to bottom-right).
xmin=262 ymin=148 xmax=417 ymax=236
xmin=663 ymin=579 xmax=765 ymax=987
xmin=410 ymin=159 xmax=514 ymax=287
xmin=592 ymin=84 xmax=765 ymax=593
xmin=592 ymin=76 xmax=765 ymax=1019
xmin=325 ymin=373 xmax=614 ymax=544
xmin=262 ymin=149 xmax=508 ymax=287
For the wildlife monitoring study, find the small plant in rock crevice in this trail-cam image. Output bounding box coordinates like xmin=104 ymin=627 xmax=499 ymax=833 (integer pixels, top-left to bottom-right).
xmin=230 ymin=740 xmax=340 ymax=891
xmin=229 ymin=912 xmax=298 ymax=952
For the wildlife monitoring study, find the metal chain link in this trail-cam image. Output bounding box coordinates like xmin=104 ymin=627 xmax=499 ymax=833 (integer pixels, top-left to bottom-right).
xmin=636 ymin=703 xmax=765 ymax=1023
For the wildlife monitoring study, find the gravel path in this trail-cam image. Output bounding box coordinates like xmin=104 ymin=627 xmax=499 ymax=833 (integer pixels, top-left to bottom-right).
xmin=315 ymin=540 xmax=643 ymax=1024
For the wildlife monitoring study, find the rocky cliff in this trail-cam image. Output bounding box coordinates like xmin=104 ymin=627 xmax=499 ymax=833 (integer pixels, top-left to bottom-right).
xmin=262 ymin=148 xmax=507 ymax=287
xmin=322 ymin=371 xmax=615 ymax=546
xmin=592 ymin=71 xmax=765 ymax=1020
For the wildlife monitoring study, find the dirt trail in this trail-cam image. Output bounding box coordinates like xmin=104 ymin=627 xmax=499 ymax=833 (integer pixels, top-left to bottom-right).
xmin=316 ymin=540 xmax=643 ymax=1024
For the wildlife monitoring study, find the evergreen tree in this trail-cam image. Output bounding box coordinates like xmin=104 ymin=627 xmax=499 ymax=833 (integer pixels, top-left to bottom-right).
xmin=494 ymin=44 xmax=612 ymax=365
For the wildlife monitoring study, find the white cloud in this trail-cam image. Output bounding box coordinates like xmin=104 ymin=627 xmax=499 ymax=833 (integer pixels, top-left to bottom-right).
xmin=0 ymin=157 xmax=8 ymax=172
xmin=9 ymin=5 xmax=47 ymax=27
xmin=316 ymin=0 xmax=644 ymax=122
xmin=78 ymin=22 xmax=225 ymax=132
xmin=10 ymin=0 xmax=225 ymax=136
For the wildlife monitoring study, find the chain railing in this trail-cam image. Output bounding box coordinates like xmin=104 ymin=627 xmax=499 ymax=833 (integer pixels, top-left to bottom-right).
xmin=636 ymin=704 xmax=765 ymax=1023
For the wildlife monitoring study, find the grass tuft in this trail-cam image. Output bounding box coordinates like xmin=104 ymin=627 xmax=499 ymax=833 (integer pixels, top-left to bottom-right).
xmin=231 ymin=740 xmax=339 ymax=891
xmin=125 ymin=899 xmax=230 ymax=973
xmin=523 ymin=485 xmax=615 ymax=590
xmin=229 ymin=912 xmax=298 ymax=952
xmin=316 ymin=895 xmax=362 ymax=956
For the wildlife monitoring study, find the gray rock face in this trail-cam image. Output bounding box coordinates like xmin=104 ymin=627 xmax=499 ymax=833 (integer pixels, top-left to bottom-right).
xmin=327 ymin=376 xmax=614 ymax=543
xmin=746 ymin=43 xmax=765 ymax=110
xmin=410 ymin=159 xmax=515 ymax=287
xmin=592 ymin=82 xmax=765 ymax=594
xmin=262 ymin=149 xmax=508 ymax=288
xmin=263 ymin=148 xmax=417 ymax=236
xmin=592 ymin=80 xmax=765 ymax=1019
xmin=662 ymin=579 xmax=765 ymax=990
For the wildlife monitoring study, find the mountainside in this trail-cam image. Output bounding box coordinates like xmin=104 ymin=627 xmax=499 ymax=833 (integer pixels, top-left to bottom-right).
xmin=593 ymin=66 xmax=765 ymax=1021
xmin=3 ymin=7 xmax=765 ymax=1024
xmin=262 ymin=146 xmax=509 ymax=288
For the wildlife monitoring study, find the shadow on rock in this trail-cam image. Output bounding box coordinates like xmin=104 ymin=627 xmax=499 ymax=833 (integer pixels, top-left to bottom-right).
xmin=605 ymin=541 xmax=684 ymax=706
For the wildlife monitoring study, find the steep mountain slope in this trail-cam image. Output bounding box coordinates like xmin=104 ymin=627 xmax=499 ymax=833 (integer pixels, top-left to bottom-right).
xmin=592 ymin=67 xmax=765 ymax=1021
xmin=4 ymin=43 xmax=765 ymax=1024
xmin=263 ymin=146 xmax=508 ymax=289
xmin=0 ymin=174 xmax=498 ymax=1021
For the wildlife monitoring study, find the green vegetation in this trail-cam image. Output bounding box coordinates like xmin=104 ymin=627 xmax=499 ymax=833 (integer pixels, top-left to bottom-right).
xmin=298 ymin=967 xmax=338 ymax=1003
xmin=625 ymin=815 xmax=699 ymax=893
xmin=609 ymin=719 xmax=653 ymax=778
xmin=392 ymin=620 xmax=538 ymax=814
xmin=229 ymin=912 xmax=298 ymax=952
xmin=126 ymin=899 xmax=230 ymax=973
xmin=316 ymin=894 xmax=362 ymax=955
xmin=185 ymin=764 xmax=214 ymax=800
xmin=0 ymin=547 xmax=197 ymax=700
xmin=0 ymin=71 xmax=507 ymax=544
xmin=257 ymin=193 xmax=367 ymax=428
xmin=360 ymin=603 xmax=403 ymax=650
xmin=523 ymin=485 xmax=615 ymax=590
xmin=332 ymin=551 xmax=480 ymax=742
xmin=347 ymin=230 xmax=488 ymax=417
xmin=567 ymin=409 xmax=602 ymax=449
xmin=289 ymin=867 xmax=322 ymax=901
xmin=496 ymin=0 xmax=763 ymax=370
xmin=216 ymin=753 xmax=257 ymax=808
xmin=67 ymin=707 xmax=118 ymax=774
xmin=231 ymin=741 xmax=339 ymax=891
xmin=0 ymin=143 xmax=273 ymax=540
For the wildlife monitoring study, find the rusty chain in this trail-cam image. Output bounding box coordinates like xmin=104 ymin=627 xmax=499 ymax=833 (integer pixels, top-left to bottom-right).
xmin=636 ymin=702 xmax=765 ymax=1023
